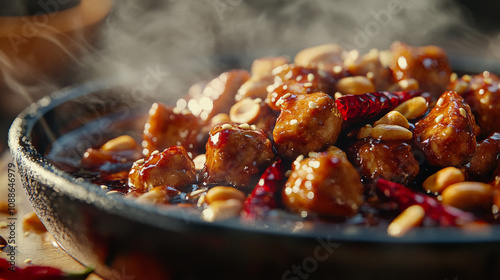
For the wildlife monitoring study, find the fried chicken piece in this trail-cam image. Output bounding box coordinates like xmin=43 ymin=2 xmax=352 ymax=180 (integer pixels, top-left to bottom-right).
xmin=273 ymin=92 xmax=343 ymax=159
xmin=390 ymin=41 xmax=451 ymax=97
xmin=142 ymin=102 xmax=204 ymax=157
xmin=414 ymin=91 xmax=477 ymax=167
xmin=267 ymin=64 xmax=337 ymax=110
xmin=183 ymin=69 xmax=251 ymax=122
xmin=450 ymin=72 xmax=500 ymax=137
xmin=282 ymin=148 xmax=363 ymax=218
xmin=354 ymin=139 xmax=420 ymax=184
xmin=129 ymin=146 xmax=196 ymax=193
xmin=204 ymin=122 xmax=275 ymax=188
xmin=466 ymin=132 xmax=500 ymax=180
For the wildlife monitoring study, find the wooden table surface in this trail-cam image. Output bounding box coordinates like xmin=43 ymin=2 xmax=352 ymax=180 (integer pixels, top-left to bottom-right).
xmin=0 ymin=152 xmax=104 ymax=279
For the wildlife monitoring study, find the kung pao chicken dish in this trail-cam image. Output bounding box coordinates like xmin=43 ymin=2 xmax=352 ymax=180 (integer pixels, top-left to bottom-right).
xmin=54 ymin=42 xmax=500 ymax=237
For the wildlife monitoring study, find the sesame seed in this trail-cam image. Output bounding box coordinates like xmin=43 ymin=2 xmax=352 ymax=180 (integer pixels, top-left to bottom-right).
xmin=296 ymin=75 xmax=303 ymax=81
xmin=75 ymin=177 xmax=85 ymax=183
xmin=307 ymin=73 xmax=315 ymax=82
xmin=366 ymin=71 xmax=375 ymax=79
xmin=295 ymin=155 xmax=304 ymax=163
xmin=173 ymin=107 xmax=181 ymax=114
xmin=135 ymin=158 xmax=145 ymax=165
xmin=290 ymin=119 xmax=298 ymax=125
xmin=459 ymin=108 xmax=467 ymax=117
xmin=308 ymin=101 xmax=318 ymax=109
xmin=333 ymin=65 xmax=343 ymax=74
xmin=106 ymin=190 xmax=119 ymax=195
xmin=181 ymin=109 xmax=191 ymax=115
xmin=450 ymin=73 xmax=457 ymax=82
xmin=24 ymin=259 xmax=32 ymax=264
xmin=484 ymin=78 xmax=493 ymax=85
xmin=436 ymin=98 xmax=444 ymax=106
xmin=188 ymin=152 xmax=193 ymax=159
xmin=275 ymin=98 xmax=284 ymax=107
xmin=303 ymin=82 xmax=313 ymax=87
xmin=197 ymin=194 xmax=206 ymax=207
xmin=253 ymin=98 xmax=262 ymax=104
xmin=308 ymin=152 xmax=319 ymax=158
xmin=463 ymin=75 xmax=471 ymax=82
xmin=318 ymin=70 xmax=328 ymax=78
xmin=283 ymin=93 xmax=291 ymax=99
xmin=266 ymin=85 xmax=275 ymax=93
xmin=24 ymin=231 xmax=30 ymax=237
xmin=100 ymin=185 xmax=108 ymax=190
xmin=239 ymin=123 xmax=250 ymax=129
xmin=151 ymin=150 xmax=160 ymax=156
xmin=258 ymin=178 xmax=265 ymax=186
xmin=282 ymin=85 xmax=288 ymax=90
xmin=435 ymin=114 xmax=444 ymax=123
xmin=221 ymin=123 xmax=233 ymax=130
xmin=190 ymin=188 xmax=207 ymax=198
xmin=250 ymin=125 xmax=257 ymax=130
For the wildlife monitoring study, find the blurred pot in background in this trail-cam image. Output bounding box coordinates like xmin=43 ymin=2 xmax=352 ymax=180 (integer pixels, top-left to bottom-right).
xmin=0 ymin=0 xmax=113 ymax=149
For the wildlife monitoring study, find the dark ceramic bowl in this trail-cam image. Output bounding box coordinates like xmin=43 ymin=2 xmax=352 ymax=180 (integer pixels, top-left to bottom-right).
xmin=8 ymin=56 xmax=500 ymax=280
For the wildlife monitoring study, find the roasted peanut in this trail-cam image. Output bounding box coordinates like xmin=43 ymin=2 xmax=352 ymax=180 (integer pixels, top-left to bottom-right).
xmin=423 ymin=167 xmax=465 ymax=194
xmin=387 ymin=79 xmax=419 ymax=92
xmin=294 ymin=44 xmax=343 ymax=67
xmin=229 ymin=98 xmax=261 ymax=124
xmin=101 ymin=135 xmax=137 ymax=151
xmin=393 ymin=96 xmax=428 ymax=120
xmin=336 ymin=76 xmax=376 ymax=95
xmin=193 ymin=154 xmax=206 ymax=170
xmin=201 ymin=199 xmax=243 ymax=222
xmin=371 ymin=124 xmax=413 ymax=141
xmin=136 ymin=186 xmax=170 ymax=205
xmin=210 ymin=113 xmax=230 ymax=127
xmin=373 ymin=111 xmax=410 ymax=129
xmin=357 ymin=124 xmax=373 ymax=139
xmin=441 ymin=182 xmax=493 ymax=210
xmin=251 ymin=56 xmax=289 ymax=79
xmin=22 ymin=212 xmax=47 ymax=233
xmin=205 ymin=186 xmax=246 ymax=204
xmin=387 ymin=205 xmax=425 ymax=237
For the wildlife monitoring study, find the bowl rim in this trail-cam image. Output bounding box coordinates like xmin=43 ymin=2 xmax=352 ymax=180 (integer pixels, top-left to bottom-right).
xmin=8 ymin=70 xmax=500 ymax=246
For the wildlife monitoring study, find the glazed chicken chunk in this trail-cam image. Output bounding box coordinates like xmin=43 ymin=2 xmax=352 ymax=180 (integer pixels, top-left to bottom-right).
xmin=414 ymin=91 xmax=477 ymax=167
xmin=142 ymin=102 xmax=204 ymax=157
xmin=129 ymin=146 xmax=196 ymax=193
xmin=450 ymin=72 xmax=500 ymax=137
xmin=282 ymin=148 xmax=363 ymax=218
xmin=354 ymin=139 xmax=420 ymax=185
xmin=273 ymin=92 xmax=343 ymax=159
xmin=267 ymin=64 xmax=337 ymax=110
xmin=182 ymin=69 xmax=250 ymax=122
xmin=389 ymin=41 xmax=451 ymax=97
xmin=204 ymin=122 xmax=275 ymax=188
xmin=466 ymin=132 xmax=500 ymax=180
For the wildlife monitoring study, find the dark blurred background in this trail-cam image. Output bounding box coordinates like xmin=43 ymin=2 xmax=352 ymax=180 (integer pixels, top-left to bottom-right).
xmin=2 ymin=0 xmax=500 ymax=152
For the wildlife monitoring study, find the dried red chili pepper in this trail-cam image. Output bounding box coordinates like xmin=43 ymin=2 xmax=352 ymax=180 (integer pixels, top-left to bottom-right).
xmin=376 ymin=178 xmax=474 ymax=226
xmin=242 ymin=160 xmax=284 ymax=220
xmin=0 ymin=257 xmax=93 ymax=280
xmin=335 ymin=90 xmax=422 ymax=123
